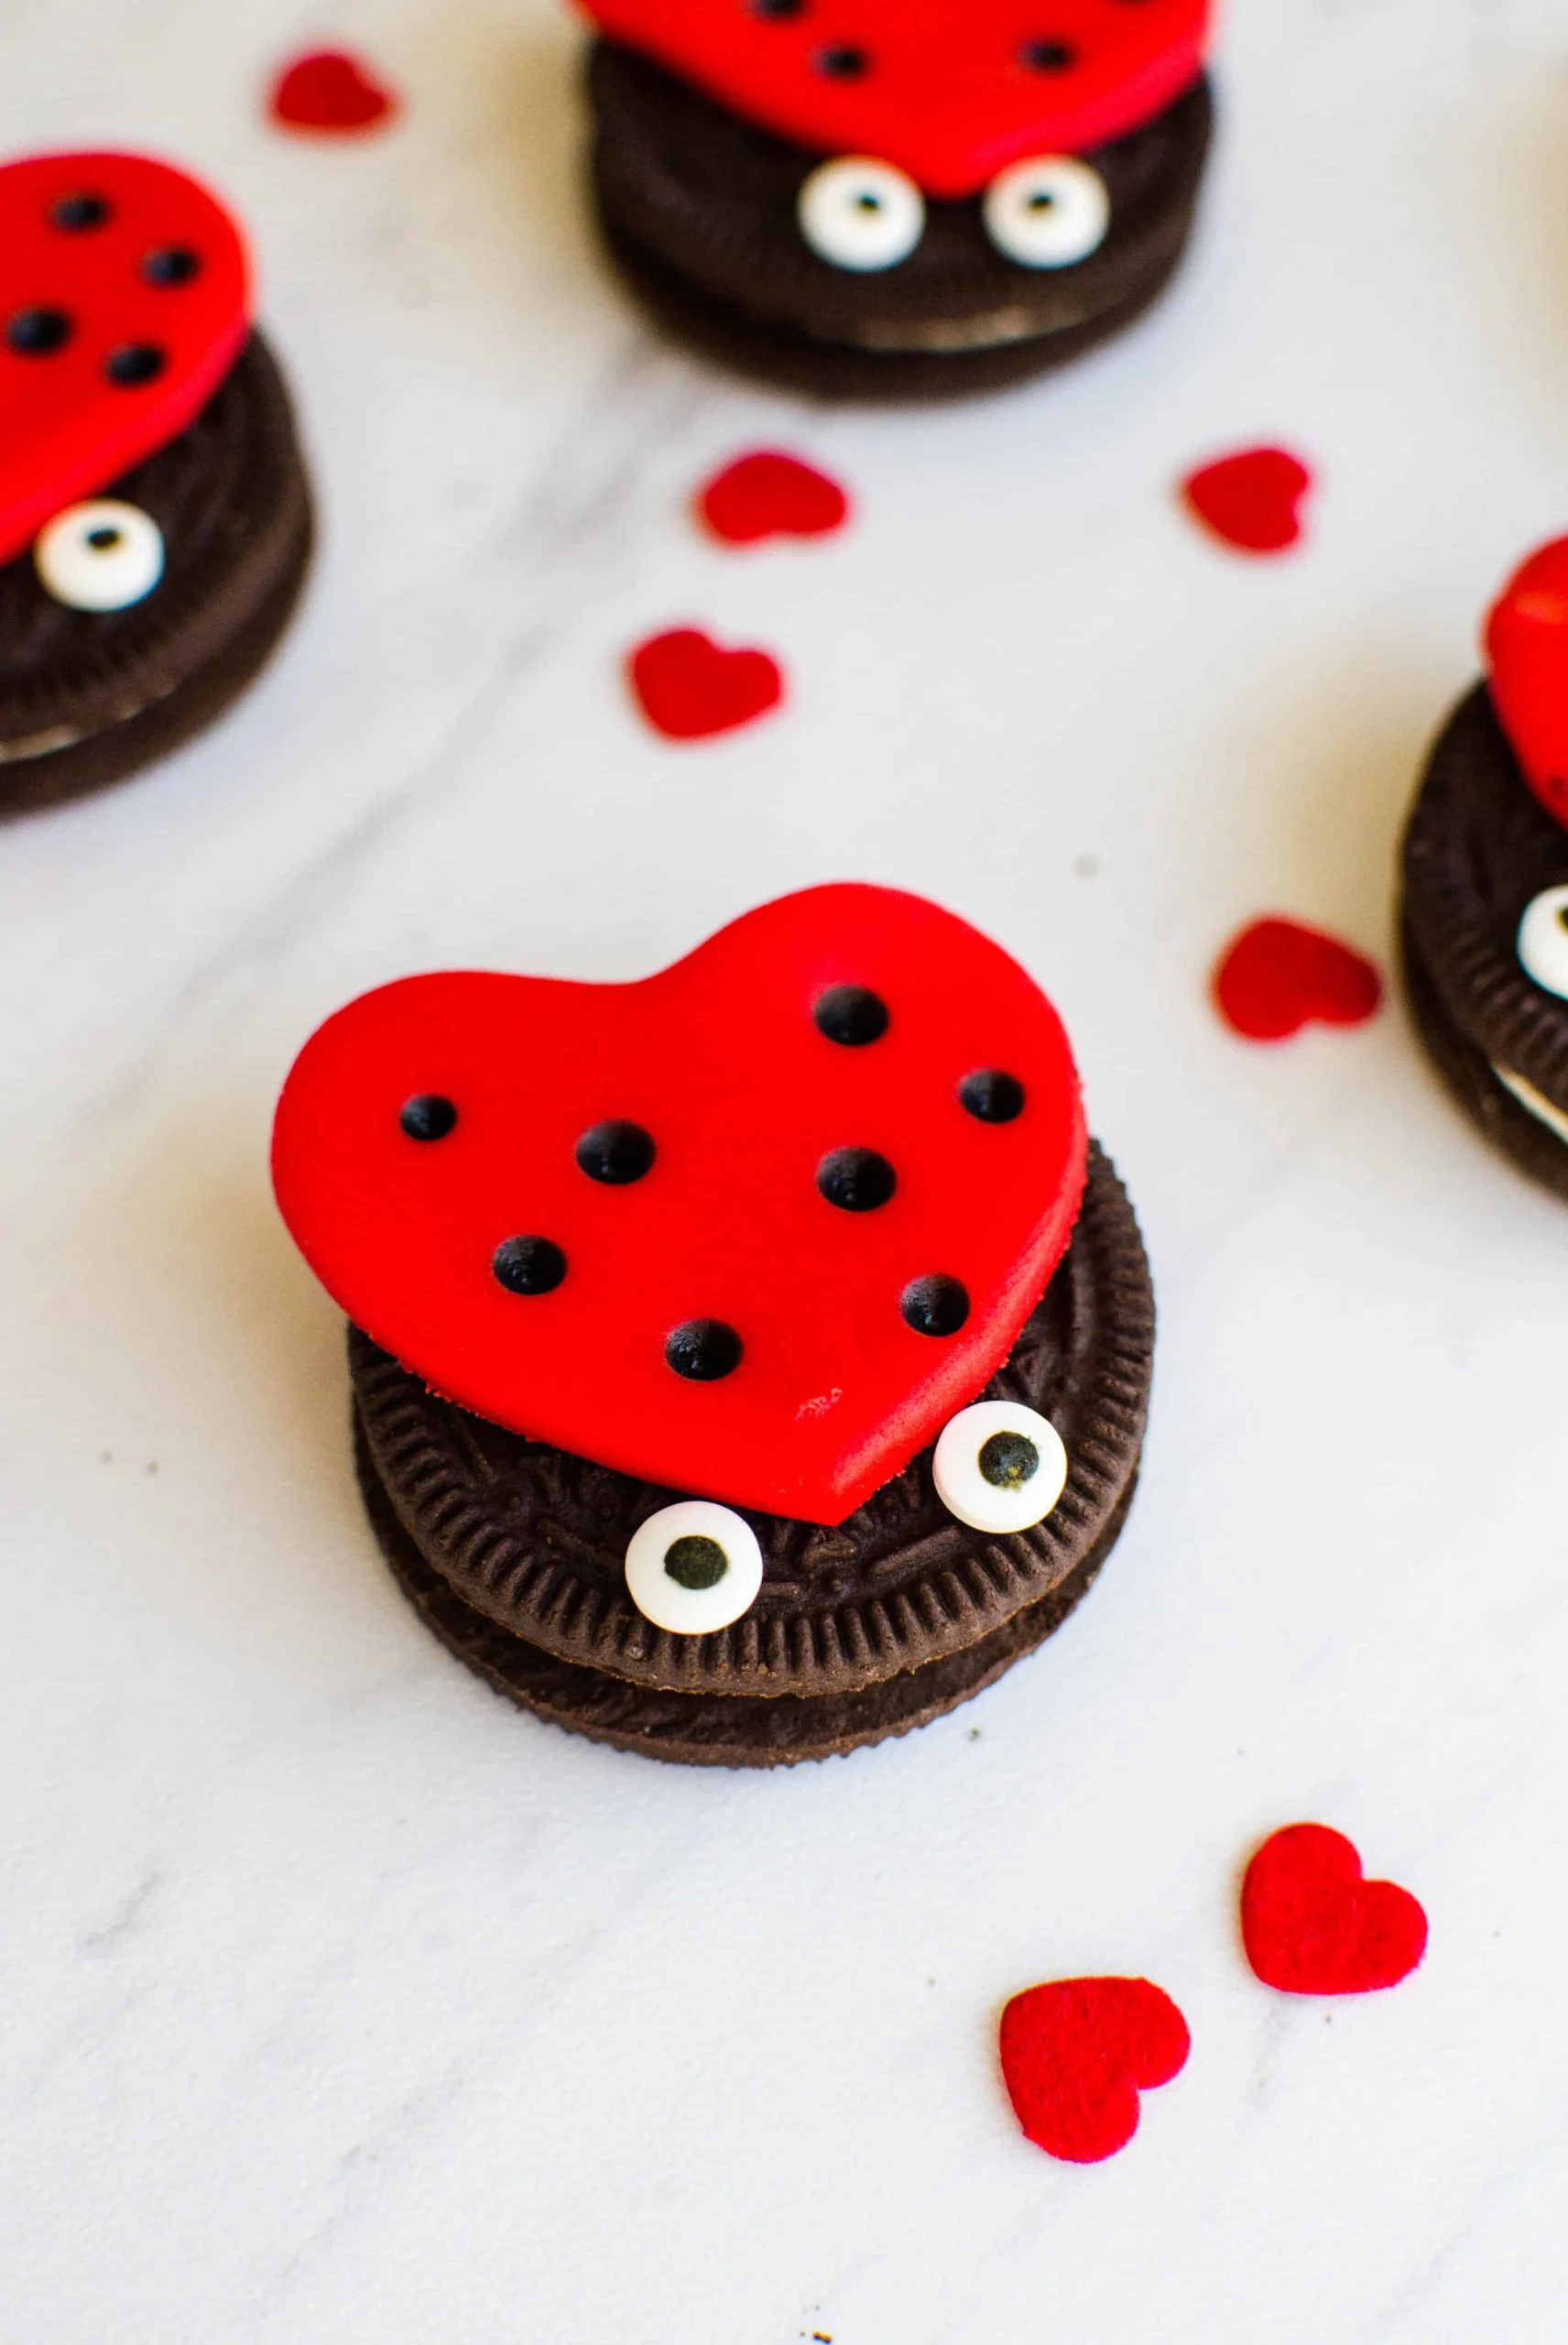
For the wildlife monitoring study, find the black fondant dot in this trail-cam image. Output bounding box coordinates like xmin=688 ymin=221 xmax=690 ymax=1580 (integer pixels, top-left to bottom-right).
xmin=5 ymin=307 xmax=71 ymax=357
xmin=900 ymin=1275 xmax=969 ymax=1337
xmin=104 ymin=343 xmax=168 ymax=387
xmin=960 ymin=1069 xmax=1026 ymax=1124
xmin=817 ymin=1147 xmax=896 ymax=1213
xmin=50 ymin=191 xmax=110 ymax=232
xmin=665 ymin=1319 xmax=743 ymax=1380
xmin=399 ymin=1094 xmax=458 ymax=1142
xmin=664 ymin=1534 xmax=729 ymax=1590
xmin=575 ymin=1118 xmax=656 ymax=1184
xmin=141 ymin=245 xmax=202 ymax=288
xmin=1021 ymin=38 xmax=1076 ymax=70
xmin=979 ymin=1430 xmax=1040 ymax=1489
xmin=751 ymin=0 xmax=806 ymax=15
xmin=493 ymin=1235 xmax=567 ymax=1295
xmin=813 ymin=985 xmax=888 ymax=1046
xmin=816 ymin=43 xmax=868 ymax=75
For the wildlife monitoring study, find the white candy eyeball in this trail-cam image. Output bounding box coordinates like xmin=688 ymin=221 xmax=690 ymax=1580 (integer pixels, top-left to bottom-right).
xmin=625 ymin=1500 xmax=764 ymax=1635
xmin=798 ymin=156 xmax=926 ymax=272
xmin=1517 ymin=884 xmax=1568 ymax=999
xmin=34 ymin=500 xmax=164 ymax=612
xmin=933 ymin=1400 xmax=1069 ymax=1535
xmin=982 ymin=157 xmax=1110 ymax=269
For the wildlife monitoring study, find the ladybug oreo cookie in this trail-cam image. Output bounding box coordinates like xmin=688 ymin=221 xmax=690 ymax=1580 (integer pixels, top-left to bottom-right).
xmin=1401 ymin=538 xmax=1568 ymax=1200
xmin=579 ymin=0 xmax=1215 ymax=398
xmin=273 ymin=886 xmax=1154 ymax=1766
xmin=0 ymin=154 xmax=312 ymax=815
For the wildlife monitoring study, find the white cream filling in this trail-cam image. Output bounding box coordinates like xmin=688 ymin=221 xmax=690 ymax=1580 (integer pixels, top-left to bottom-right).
xmin=1493 ymin=1063 xmax=1568 ymax=1147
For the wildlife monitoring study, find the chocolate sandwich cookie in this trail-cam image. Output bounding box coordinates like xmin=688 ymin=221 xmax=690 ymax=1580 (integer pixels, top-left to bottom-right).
xmin=0 ymin=152 xmax=312 ymax=815
xmin=578 ymin=1 xmax=1215 ymax=400
xmin=1400 ymin=539 xmax=1568 ymax=1200
xmin=273 ymin=885 xmax=1157 ymax=1766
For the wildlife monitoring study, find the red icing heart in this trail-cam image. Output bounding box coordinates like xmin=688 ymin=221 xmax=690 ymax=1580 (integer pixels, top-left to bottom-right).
xmin=1242 ymin=1825 xmax=1428 ymax=1996
xmin=1213 ymin=919 xmax=1382 ymax=1042
xmin=629 ymin=627 xmax=784 ymax=740
xmin=269 ymin=49 xmax=400 ymax=135
xmin=1181 ymin=448 xmax=1314 ymax=556
xmin=577 ymin=0 xmax=1212 ymax=198
xmin=999 ymin=1978 xmax=1190 ymax=2164
xmin=1485 ymin=534 xmax=1568 ymax=830
xmin=0 ymin=153 xmax=250 ymax=568
xmin=272 ymin=885 xmax=1087 ymax=1525
xmin=698 ymin=451 xmax=850 ymax=547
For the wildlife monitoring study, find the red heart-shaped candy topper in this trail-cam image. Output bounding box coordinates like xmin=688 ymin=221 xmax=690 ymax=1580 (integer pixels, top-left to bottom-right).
xmin=1486 ymin=534 xmax=1568 ymax=831
xmin=578 ymin=0 xmax=1213 ymax=198
xmin=1241 ymin=1825 xmax=1429 ymax=1996
xmin=269 ymin=49 xmax=401 ymax=135
xmin=1181 ymin=447 xmax=1313 ymax=557
xmin=1213 ymin=918 xmax=1382 ymax=1042
xmin=272 ymin=886 xmax=1087 ymax=1525
xmin=699 ymin=451 xmax=851 ymax=547
xmin=999 ymin=1978 xmax=1191 ymax=2164
xmin=629 ymin=627 xmax=785 ymax=741
xmin=0 ymin=153 xmax=250 ymax=569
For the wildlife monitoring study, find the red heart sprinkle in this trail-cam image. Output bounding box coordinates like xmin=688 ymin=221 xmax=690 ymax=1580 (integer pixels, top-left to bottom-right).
xmin=1485 ymin=533 xmax=1568 ymax=831
xmin=999 ymin=1978 xmax=1191 ymax=2164
xmin=1181 ymin=448 xmax=1314 ymax=556
xmin=0 ymin=153 xmax=250 ymax=569
xmin=1213 ymin=918 xmax=1382 ymax=1042
xmin=629 ymin=627 xmax=784 ymax=741
xmin=577 ymin=0 xmax=1212 ymax=197
xmin=1242 ymin=1825 xmax=1428 ymax=1996
xmin=269 ymin=49 xmax=400 ymax=135
xmin=271 ymin=885 xmax=1087 ymax=1525
xmin=698 ymin=452 xmax=850 ymax=548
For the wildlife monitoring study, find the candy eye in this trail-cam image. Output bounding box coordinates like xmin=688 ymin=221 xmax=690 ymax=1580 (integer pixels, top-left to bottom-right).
xmin=34 ymin=500 xmax=164 ymax=611
xmin=1517 ymin=885 xmax=1568 ymax=999
xmin=798 ymin=157 xmax=926 ymax=271
xmin=982 ymin=157 xmax=1110 ymax=269
xmin=932 ymin=1401 xmax=1068 ymax=1534
xmin=624 ymin=1500 xmax=764 ymax=1634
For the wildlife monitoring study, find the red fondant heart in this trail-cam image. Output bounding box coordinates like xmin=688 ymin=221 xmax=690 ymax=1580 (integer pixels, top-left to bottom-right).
xmin=629 ymin=627 xmax=784 ymax=740
xmin=698 ymin=451 xmax=850 ymax=547
xmin=1485 ymin=534 xmax=1568 ymax=831
xmin=1000 ymin=1978 xmax=1190 ymax=2164
xmin=1242 ymin=1825 xmax=1428 ymax=1996
xmin=0 ymin=153 xmax=250 ymax=568
xmin=272 ymin=885 xmax=1087 ymax=1525
xmin=269 ymin=49 xmax=400 ymax=135
xmin=1181 ymin=448 xmax=1313 ymax=556
xmin=1213 ymin=919 xmax=1382 ymax=1042
xmin=578 ymin=0 xmax=1212 ymax=197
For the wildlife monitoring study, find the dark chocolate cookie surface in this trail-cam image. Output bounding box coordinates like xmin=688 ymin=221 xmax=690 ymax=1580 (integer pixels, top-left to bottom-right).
xmin=1400 ymin=685 xmax=1568 ymax=1194
xmin=350 ymin=1140 xmax=1153 ymax=1762
xmin=588 ymin=41 xmax=1213 ymax=398
xmin=0 ymin=331 xmax=312 ymax=815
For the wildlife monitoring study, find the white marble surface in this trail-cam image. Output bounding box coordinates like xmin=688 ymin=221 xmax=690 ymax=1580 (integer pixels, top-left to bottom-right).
xmin=4 ymin=0 xmax=1568 ymax=2336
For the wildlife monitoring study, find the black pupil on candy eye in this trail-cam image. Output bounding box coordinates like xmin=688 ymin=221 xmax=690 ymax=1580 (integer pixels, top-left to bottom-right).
xmin=575 ymin=1119 xmax=656 ymax=1183
xmin=50 ymin=192 xmax=110 ymax=231
xmin=141 ymin=245 xmax=201 ymax=287
xmin=664 ymin=1534 xmax=729 ymax=1590
xmin=400 ymin=1093 xmax=457 ymax=1141
xmin=814 ymin=985 xmax=888 ymax=1046
xmin=86 ymin=528 xmax=122 ymax=551
xmin=855 ymin=192 xmax=884 ymax=213
xmin=1029 ymin=192 xmax=1057 ymax=213
xmin=1556 ymin=905 xmax=1568 ymax=933
xmin=979 ymin=1431 xmax=1040 ymax=1489
xmin=901 ymin=1275 xmax=969 ymax=1337
xmin=960 ymin=1069 xmax=1026 ymax=1123
xmin=817 ymin=1146 xmax=896 ymax=1212
xmin=666 ymin=1320 xmax=743 ymax=1380
xmin=493 ymin=1235 xmax=567 ymax=1294
xmin=6 ymin=307 xmax=71 ymax=356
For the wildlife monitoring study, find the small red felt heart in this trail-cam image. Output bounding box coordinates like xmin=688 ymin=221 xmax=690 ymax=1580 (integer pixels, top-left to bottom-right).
xmin=629 ymin=627 xmax=784 ymax=741
xmin=1242 ymin=1825 xmax=1428 ymax=1996
xmin=698 ymin=452 xmax=850 ymax=547
xmin=1182 ymin=448 xmax=1314 ymax=556
xmin=578 ymin=0 xmax=1212 ymax=196
xmin=269 ymin=49 xmax=400 ymax=135
xmin=999 ymin=1978 xmax=1190 ymax=2164
xmin=0 ymin=153 xmax=250 ymax=568
xmin=1485 ymin=534 xmax=1568 ymax=831
xmin=1213 ymin=919 xmax=1382 ymax=1042
xmin=272 ymin=885 xmax=1087 ymax=1525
